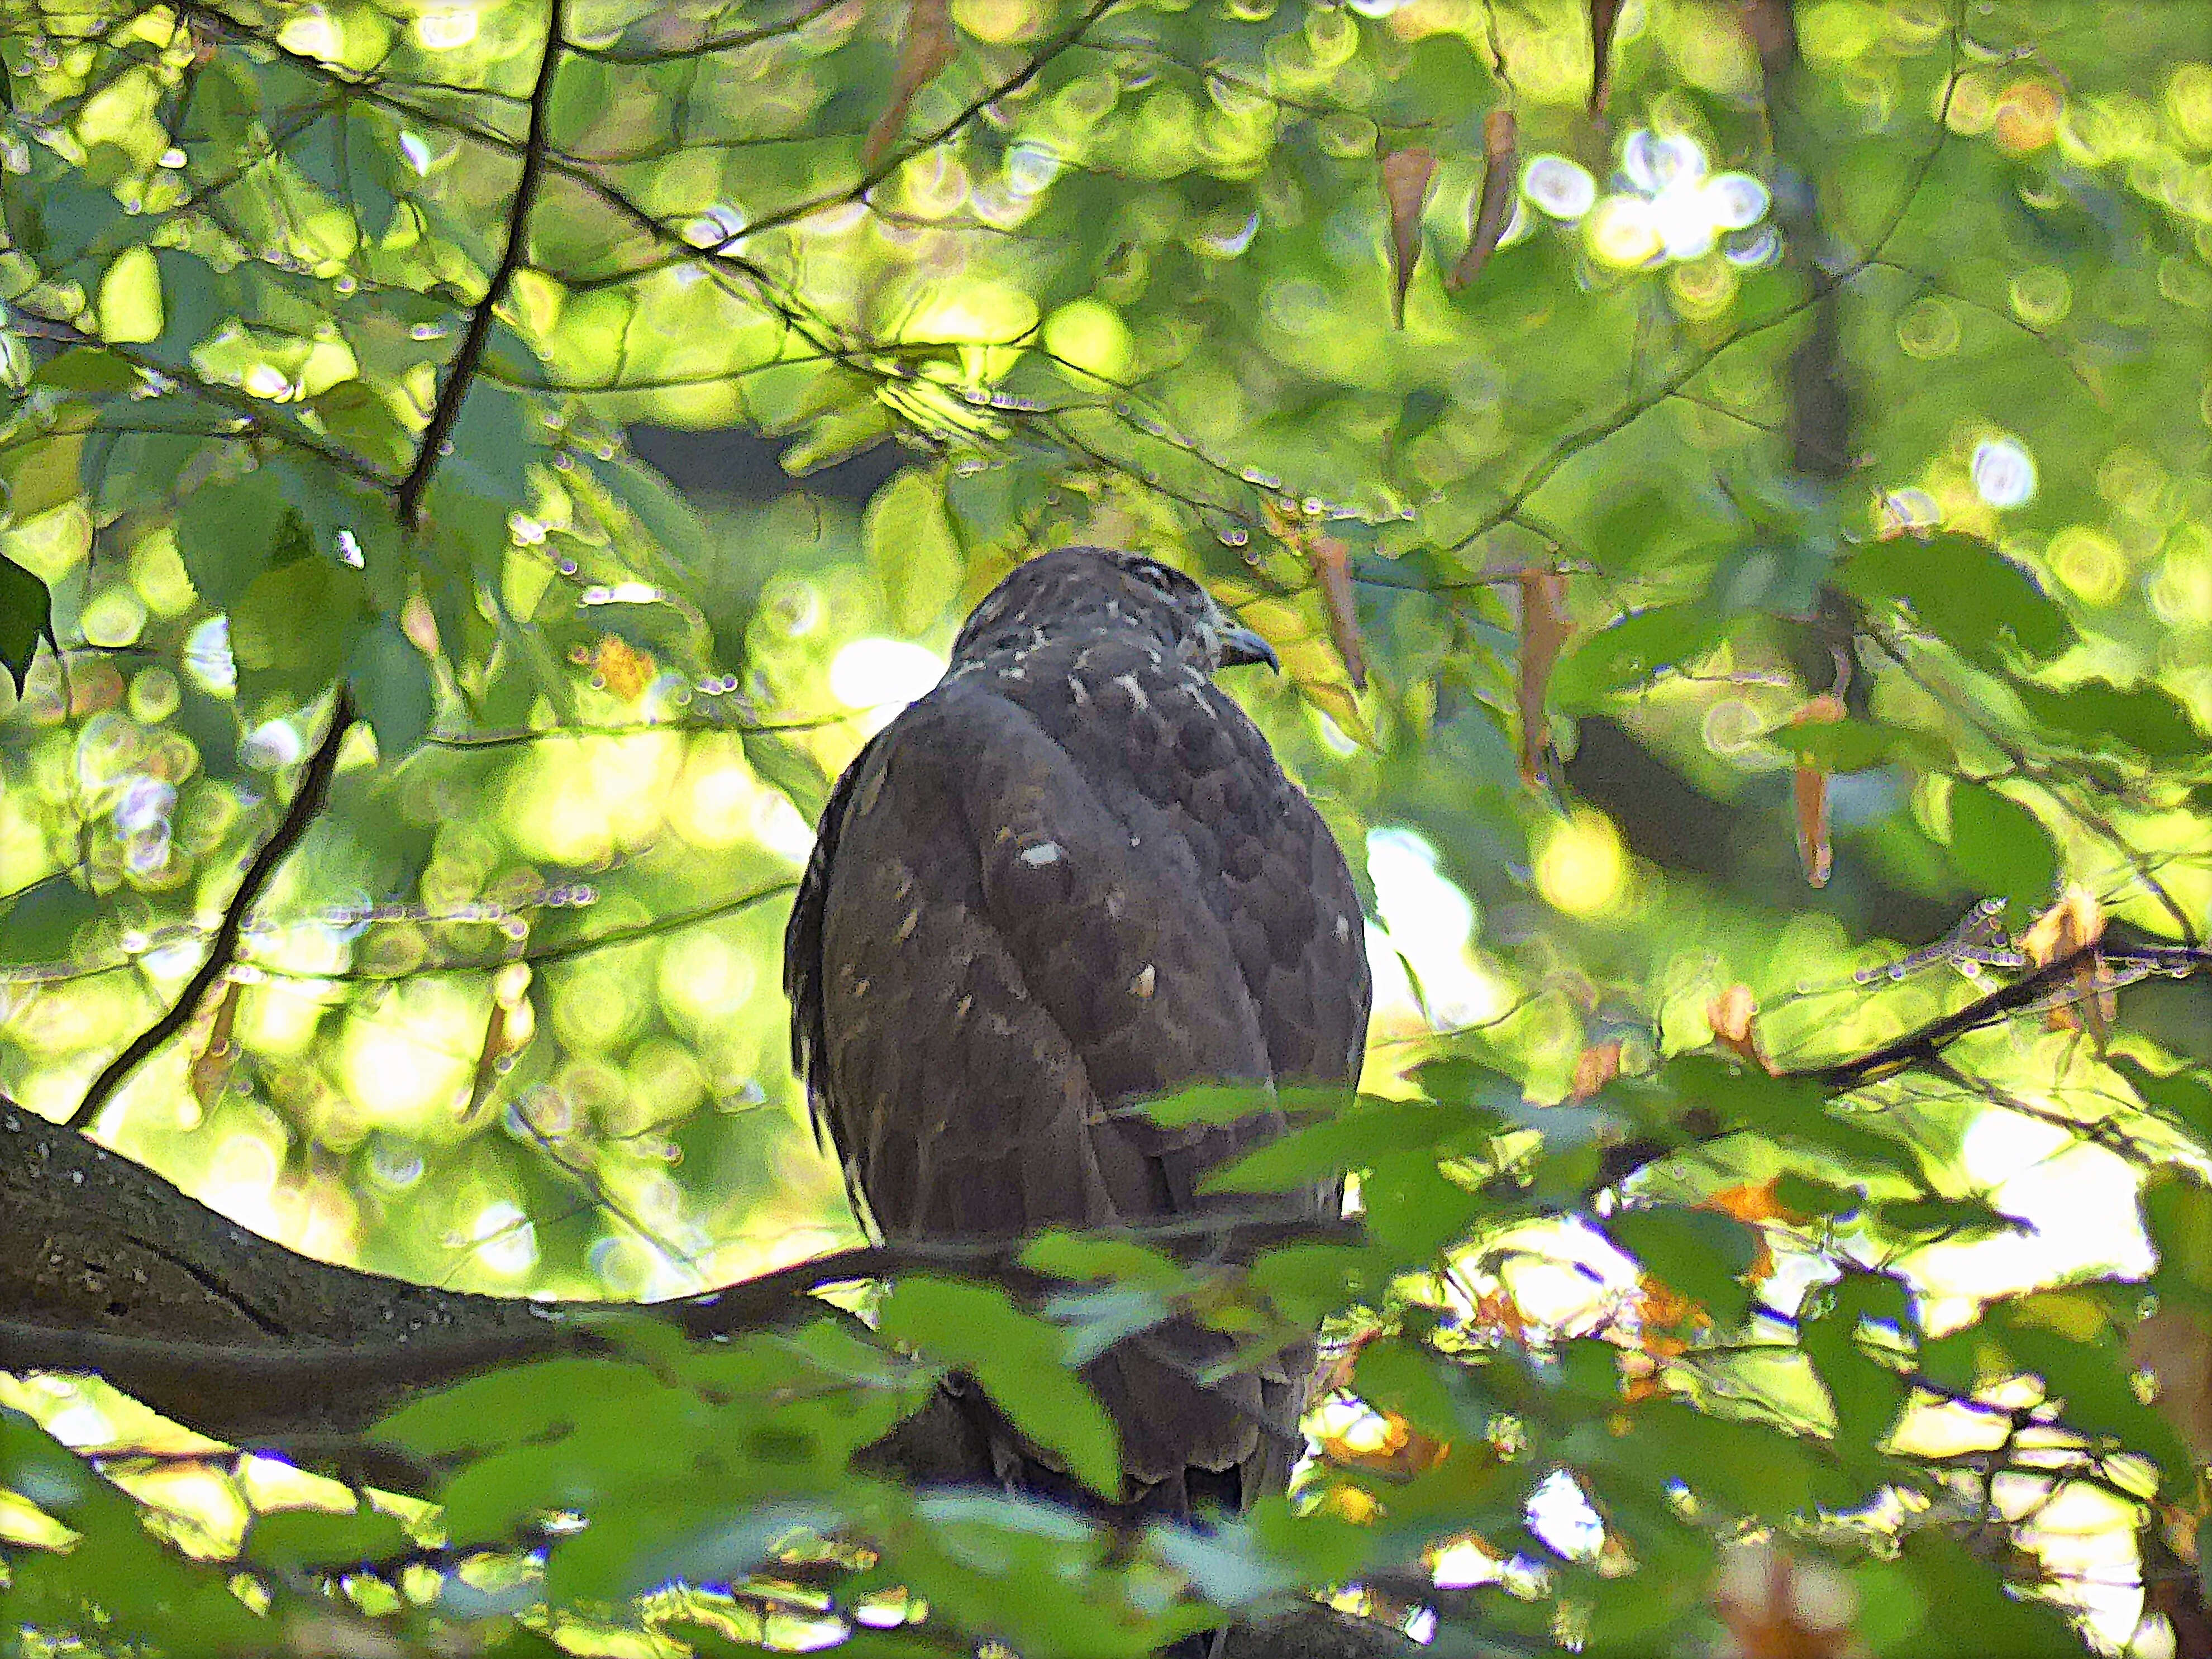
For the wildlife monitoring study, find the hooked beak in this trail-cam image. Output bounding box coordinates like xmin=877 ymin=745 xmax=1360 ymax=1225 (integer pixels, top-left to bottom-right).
xmin=1218 ymin=622 xmax=1280 ymax=673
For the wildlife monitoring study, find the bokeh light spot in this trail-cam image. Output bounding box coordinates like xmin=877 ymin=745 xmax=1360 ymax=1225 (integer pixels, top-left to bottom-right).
xmin=1534 ymin=811 xmax=1628 ymax=918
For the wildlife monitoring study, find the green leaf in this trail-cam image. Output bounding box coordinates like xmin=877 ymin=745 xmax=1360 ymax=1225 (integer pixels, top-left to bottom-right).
xmin=2145 ymin=1171 xmax=2212 ymax=1302
xmin=1778 ymin=717 xmax=1940 ymax=773
xmin=231 ymin=521 xmax=370 ymax=708
xmin=1889 ymin=1530 xmax=2086 ymax=1657
xmin=1351 ymin=1335 xmax=1476 ymax=1441
xmin=2114 ymin=1057 xmax=2212 ymax=1145
xmin=1771 ymin=1172 xmax=1863 ymax=1219
xmin=31 ymin=345 xmax=140 ymax=395
xmin=2011 ymin=676 xmax=2203 ymax=760
xmin=1873 ymin=1194 xmax=2025 ymax=1242
xmin=1199 ymin=1097 xmax=1467 ymax=1194
xmin=349 ymin=618 xmax=436 ymax=759
xmin=587 ymin=449 xmax=706 ymax=573
xmin=1798 ymin=1271 xmax=1912 ymax=1465
xmin=1841 ymin=533 xmax=2072 ymax=664
xmin=1644 ymin=1055 xmax=1923 ymax=1180
xmin=0 ymin=1408 xmax=266 ymax=1642
xmin=1598 ymin=1399 xmax=1819 ymax=1517
xmin=1128 ymin=1080 xmax=1284 ymax=1128
xmin=1979 ymin=1291 xmax=2195 ymax=1486
xmin=877 ymin=1275 xmax=1121 ymax=1498
xmin=1020 ymin=1229 xmax=1186 ymax=1289
xmin=1944 ymin=783 xmax=2057 ymax=913
xmin=1 ymin=431 xmax=87 ymax=522
xmin=866 ymin=468 xmax=964 ymax=635
xmin=1548 ymin=602 xmax=1727 ymax=709
xmin=375 ymin=1355 xmax=666 ymax=1458
xmin=0 ymin=550 xmax=54 ymax=695
xmin=175 ymin=471 xmax=286 ymax=611
xmin=246 ymin=1500 xmax=412 ymax=1572
xmin=1606 ymin=1206 xmax=1758 ymax=1327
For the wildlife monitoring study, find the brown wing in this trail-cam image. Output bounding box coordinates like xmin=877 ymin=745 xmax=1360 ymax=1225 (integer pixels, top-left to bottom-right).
xmin=784 ymin=643 xmax=1370 ymax=1512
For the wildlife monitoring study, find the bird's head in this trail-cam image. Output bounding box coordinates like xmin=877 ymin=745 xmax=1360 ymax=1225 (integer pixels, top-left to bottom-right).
xmin=950 ymin=546 xmax=1281 ymax=675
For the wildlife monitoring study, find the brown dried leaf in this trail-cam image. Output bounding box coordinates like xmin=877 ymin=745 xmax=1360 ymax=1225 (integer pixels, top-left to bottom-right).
xmin=1319 ymin=1409 xmax=1452 ymax=1477
xmin=1380 ymin=146 xmax=1436 ymax=328
xmin=1712 ymin=1543 xmax=1861 ymax=1659
xmin=189 ymin=980 xmax=242 ymax=1110
xmin=1793 ymin=767 xmax=1832 ymax=889
xmin=2021 ymin=883 xmax=2113 ymax=1046
xmin=1789 ymin=693 xmax=1844 ymax=889
xmin=1706 ymin=983 xmax=1772 ymax=1072
xmin=594 ymin=635 xmax=655 ymax=702
xmin=1515 ymin=568 xmax=1572 ymax=786
xmin=1308 ymin=533 xmax=1366 ymax=691
xmin=1569 ymin=1040 xmax=1622 ymax=1103
xmin=1449 ymin=109 xmax=1519 ymax=290
xmin=2020 ymin=882 xmax=2103 ymax=966
xmin=862 ymin=0 xmax=956 ymax=168
xmin=2129 ymin=1309 xmax=2212 ymax=1462
xmin=465 ymin=1000 xmax=509 ymax=1123
xmin=1264 ymin=500 xmax=1369 ymax=698
xmin=1588 ymin=0 xmax=1623 ymax=117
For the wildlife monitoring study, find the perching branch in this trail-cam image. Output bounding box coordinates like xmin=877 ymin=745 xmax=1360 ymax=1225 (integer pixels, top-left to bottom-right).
xmin=65 ymin=686 xmax=358 ymax=1133
xmin=5 ymin=1087 xmax=1360 ymax=1446
xmin=392 ymin=0 xmax=566 ymax=530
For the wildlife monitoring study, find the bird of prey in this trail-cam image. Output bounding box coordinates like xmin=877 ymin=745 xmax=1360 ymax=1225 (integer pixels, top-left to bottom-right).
xmin=785 ymin=545 xmax=1371 ymax=1520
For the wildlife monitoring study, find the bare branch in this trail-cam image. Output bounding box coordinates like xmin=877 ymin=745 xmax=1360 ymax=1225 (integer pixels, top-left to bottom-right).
xmin=1793 ymin=942 xmax=2211 ymax=1093
xmin=393 ymin=0 xmax=567 ymax=530
xmin=65 ymin=687 xmax=359 ymax=1134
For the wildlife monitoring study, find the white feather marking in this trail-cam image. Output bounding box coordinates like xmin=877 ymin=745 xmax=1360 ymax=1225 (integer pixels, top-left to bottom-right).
xmin=1111 ymin=673 xmax=1151 ymax=712
xmin=1018 ymin=842 xmax=1063 ymax=867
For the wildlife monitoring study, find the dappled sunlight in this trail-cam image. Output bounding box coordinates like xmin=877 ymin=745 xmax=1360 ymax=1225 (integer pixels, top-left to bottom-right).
xmin=1364 ymin=826 xmax=1510 ymax=1034
xmin=830 ymin=637 xmax=950 ymax=735
xmin=0 ymin=0 xmax=2206 ymax=1649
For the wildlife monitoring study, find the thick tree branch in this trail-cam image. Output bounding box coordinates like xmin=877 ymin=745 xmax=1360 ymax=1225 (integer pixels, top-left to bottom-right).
xmin=3 ymin=1095 xmax=1357 ymax=1446
xmin=65 ymin=686 xmax=357 ymax=1133
xmin=393 ymin=0 xmax=565 ymax=530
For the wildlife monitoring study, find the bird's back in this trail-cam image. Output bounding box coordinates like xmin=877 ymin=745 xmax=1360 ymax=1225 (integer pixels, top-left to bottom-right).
xmin=786 ymin=555 xmax=1370 ymax=1517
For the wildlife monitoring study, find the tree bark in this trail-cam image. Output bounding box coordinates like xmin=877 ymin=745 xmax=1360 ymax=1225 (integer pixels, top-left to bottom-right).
xmin=0 ymin=1106 xmax=1417 ymax=1658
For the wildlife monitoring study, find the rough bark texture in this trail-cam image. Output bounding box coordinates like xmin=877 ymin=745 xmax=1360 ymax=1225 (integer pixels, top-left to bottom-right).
xmin=0 ymin=1108 xmax=1417 ymax=1659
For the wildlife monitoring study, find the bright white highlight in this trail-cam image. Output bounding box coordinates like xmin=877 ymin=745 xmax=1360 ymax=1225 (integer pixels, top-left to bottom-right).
xmin=1972 ymin=438 xmax=2038 ymax=508
xmin=1522 ymin=155 xmax=1596 ymax=220
xmin=830 ymin=638 xmax=947 ymax=714
xmin=1588 ymin=131 xmax=1772 ymax=268
xmin=1365 ymin=827 xmax=1505 ymax=1029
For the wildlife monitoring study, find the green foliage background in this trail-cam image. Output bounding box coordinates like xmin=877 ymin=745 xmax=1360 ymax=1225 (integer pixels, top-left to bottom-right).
xmin=3 ymin=0 xmax=2212 ymax=1652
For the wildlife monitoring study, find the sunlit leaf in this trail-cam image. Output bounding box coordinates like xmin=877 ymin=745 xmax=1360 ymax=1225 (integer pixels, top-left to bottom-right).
xmin=877 ymin=1276 xmax=1120 ymax=1498
xmin=1944 ymin=783 xmax=2057 ymax=914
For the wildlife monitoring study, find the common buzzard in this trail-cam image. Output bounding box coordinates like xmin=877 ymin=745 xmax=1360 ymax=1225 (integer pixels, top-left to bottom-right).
xmin=785 ymin=546 xmax=1371 ymax=1518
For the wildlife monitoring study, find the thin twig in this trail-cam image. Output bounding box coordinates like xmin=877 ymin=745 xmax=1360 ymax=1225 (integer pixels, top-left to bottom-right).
xmin=393 ymin=0 xmax=566 ymax=530
xmin=1790 ymin=942 xmax=2211 ymax=1093
xmin=66 ymin=688 xmax=358 ymax=1133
